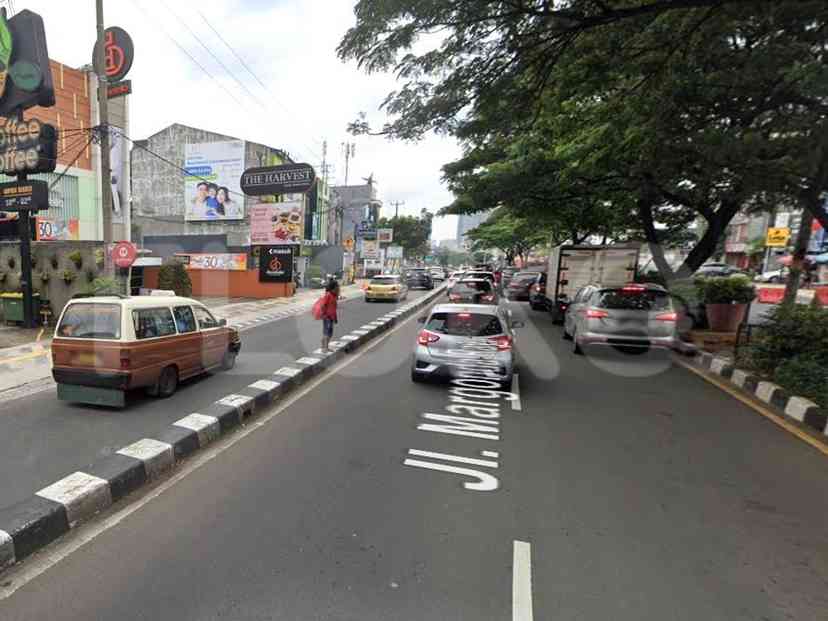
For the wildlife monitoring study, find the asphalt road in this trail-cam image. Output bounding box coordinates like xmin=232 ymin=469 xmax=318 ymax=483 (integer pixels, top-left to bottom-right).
xmin=0 ymin=289 xmax=433 ymax=510
xmin=2 ymin=300 xmax=827 ymax=620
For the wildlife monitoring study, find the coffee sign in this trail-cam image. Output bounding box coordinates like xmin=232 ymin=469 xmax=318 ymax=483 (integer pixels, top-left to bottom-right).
xmin=0 ymin=117 xmax=57 ymax=175
xmin=240 ymin=163 xmax=316 ymax=196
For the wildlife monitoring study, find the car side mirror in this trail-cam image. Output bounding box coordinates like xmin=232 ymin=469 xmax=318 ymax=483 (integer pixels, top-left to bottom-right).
xmin=417 ymin=316 xmax=426 ymax=324
xmin=511 ymin=320 xmax=525 ymax=329
xmin=219 ymin=318 xmax=227 ymax=327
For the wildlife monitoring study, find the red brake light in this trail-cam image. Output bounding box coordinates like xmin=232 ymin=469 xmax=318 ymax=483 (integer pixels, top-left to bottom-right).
xmin=655 ymin=312 xmax=678 ymax=322
xmin=531 ymin=284 xmax=539 ymax=292
xmin=119 ymin=349 xmax=131 ymax=370
xmin=622 ymin=284 xmax=646 ymax=292
xmin=417 ymin=330 xmax=441 ymax=346
xmin=481 ymin=295 xmax=495 ymax=302
xmin=449 ymin=294 xmax=461 ymax=301
xmin=457 ymin=313 xmax=472 ymax=318
xmin=585 ymin=308 xmax=609 ymax=319
xmin=488 ymin=335 xmax=513 ymax=351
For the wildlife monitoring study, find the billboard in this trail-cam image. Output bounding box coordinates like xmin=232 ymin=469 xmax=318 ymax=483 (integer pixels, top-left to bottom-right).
xmin=259 ymin=245 xmax=294 ymax=283
xmin=184 ymin=253 xmax=247 ymax=271
xmin=362 ymin=239 xmax=379 ymax=259
xmin=249 ymin=199 xmax=305 ymax=244
xmin=377 ymin=228 xmax=393 ymax=243
xmin=184 ymin=141 xmax=245 ymax=221
xmin=110 ymin=125 xmax=127 ymax=224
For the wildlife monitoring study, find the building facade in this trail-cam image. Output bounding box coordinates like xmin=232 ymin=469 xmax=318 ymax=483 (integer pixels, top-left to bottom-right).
xmin=456 ymin=211 xmax=490 ymax=248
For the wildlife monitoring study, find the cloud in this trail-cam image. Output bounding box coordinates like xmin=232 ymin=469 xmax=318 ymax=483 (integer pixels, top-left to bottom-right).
xmin=26 ymin=0 xmax=461 ymax=240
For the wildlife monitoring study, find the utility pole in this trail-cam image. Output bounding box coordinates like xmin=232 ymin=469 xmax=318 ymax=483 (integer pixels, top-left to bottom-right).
xmin=342 ymin=142 xmax=355 ymax=186
xmin=96 ymin=0 xmax=113 ymax=269
xmin=390 ymin=200 xmax=405 ymax=219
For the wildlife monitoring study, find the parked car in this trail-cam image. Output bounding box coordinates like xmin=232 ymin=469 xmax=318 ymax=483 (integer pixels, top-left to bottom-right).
xmin=447 ymin=278 xmax=499 ymax=305
xmin=696 ymin=263 xmax=750 ymax=278
xmin=505 ymin=271 xmax=542 ymax=301
xmin=501 ymin=267 xmax=520 ymax=287
xmin=562 ymin=283 xmax=680 ymax=354
xmin=754 ymin=268 xmax=788 ymax=283
xmin=405 ymin=268 xmax=435 ymax=290
xmin=430 ymin=268 xmax=446 ymax=281
xmin=365 ymin=274 xmax=409 ymax=302
xmin=529 ymin=272 xmax=549 ymax=311
xmin=51 ymin=294 xmax=241 ymax=407
xmin=411 ymin=303 xmax=522 ymax=387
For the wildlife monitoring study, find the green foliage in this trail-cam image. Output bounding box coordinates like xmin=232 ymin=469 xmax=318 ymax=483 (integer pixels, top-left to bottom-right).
xmin=696 ymin=276 xmax=756 ymax=304
xmin=376 ymin=214 xmax=432 ymax=259
xmin=82 ymin=277 xmax=120 ymax=296
xmin=465 ymin=208 xmax=548 ymax=264
xmin=774 ymin=355 xmax=828 ymax=409
xmin=94 ymin=249 xmax=105 ymax=267
xmin=61 ymin=269 xmax=76 ymax=284
xmin=67 ymin=250 xmax=83 ymax=269
xmin=85 ymin=268 xmax=96 ymax=283
xmin=158 ymin=262 xmax=192 ymax=297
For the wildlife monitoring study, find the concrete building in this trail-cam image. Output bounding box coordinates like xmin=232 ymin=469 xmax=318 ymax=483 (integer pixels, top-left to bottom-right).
xmin=456 ymin=211 xmax=490 ymax=248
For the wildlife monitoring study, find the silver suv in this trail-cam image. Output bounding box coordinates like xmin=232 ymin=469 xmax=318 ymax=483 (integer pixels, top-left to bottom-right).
xmin=411 ymin=304 xmax=521 ymax=386
xmin=563 ymin=283 xmax=679 ymax=354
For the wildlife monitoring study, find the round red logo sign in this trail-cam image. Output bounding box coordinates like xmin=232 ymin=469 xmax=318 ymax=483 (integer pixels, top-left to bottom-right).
xmin=111 ymin=241 xmax=137 ymax=268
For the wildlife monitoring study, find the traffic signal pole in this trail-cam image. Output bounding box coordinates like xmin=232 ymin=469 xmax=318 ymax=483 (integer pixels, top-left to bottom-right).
xmin=96 ymin=0 xmax=113 ymax=269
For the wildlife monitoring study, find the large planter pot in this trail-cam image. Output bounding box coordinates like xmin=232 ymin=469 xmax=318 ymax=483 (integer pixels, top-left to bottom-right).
xmin=705 ymin=303 xmax=747 ymax=332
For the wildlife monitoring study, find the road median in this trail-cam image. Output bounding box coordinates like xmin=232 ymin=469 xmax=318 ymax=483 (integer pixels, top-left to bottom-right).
xmin=0 ymin=286 xmax=445 ymax=575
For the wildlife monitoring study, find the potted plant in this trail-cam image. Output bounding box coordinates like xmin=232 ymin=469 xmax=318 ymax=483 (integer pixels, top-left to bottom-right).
xmin=62 ymin=269 xmax=76 ymax=285
xmin=68 ymin=250 xmax=83 ymax=269
xmin=85 ymin=268 xmax=96 ymax=283
xmin=697 ymin=275 xmax=756 ymax=332
xmin=94 ymin=248 xmax=105 ymax=268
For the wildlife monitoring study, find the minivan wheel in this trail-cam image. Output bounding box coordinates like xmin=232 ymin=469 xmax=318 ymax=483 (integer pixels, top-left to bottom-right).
xmin=157 ymin=366 xmax=179 ymax=398
xmin=572 ymin=331 xmax=584 ymax=355
xmin=221 ymin=350 xmax=237 ymax=371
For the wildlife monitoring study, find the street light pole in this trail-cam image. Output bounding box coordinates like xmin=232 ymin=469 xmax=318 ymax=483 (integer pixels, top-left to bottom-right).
xmin=95 ymin=0 xmax=113 ymax=268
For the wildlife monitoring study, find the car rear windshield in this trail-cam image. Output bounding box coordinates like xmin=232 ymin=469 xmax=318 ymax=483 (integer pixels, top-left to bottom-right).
xmin=371 ymin=277 xmax=399 ymax=285
xmin=57 ymin=303 xmax=122 ymax=339
xmin=426 ymin=312 xmax=503 ymax=336
xmin=594 ymin=289 xmax=671 ymax=311
xmin=455 ymin=281 xmax=492 ymax=293
xmin=466 ymin=272 xmax=494 ymax=280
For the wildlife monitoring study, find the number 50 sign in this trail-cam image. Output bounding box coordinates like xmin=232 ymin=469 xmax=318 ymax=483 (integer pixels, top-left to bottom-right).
xmin=36 ymin=217 xmax=57 ymax=241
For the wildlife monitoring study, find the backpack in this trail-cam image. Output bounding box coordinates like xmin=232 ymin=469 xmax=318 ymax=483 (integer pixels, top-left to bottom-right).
xmin=312 ymin=295 xmax=327 ymax=320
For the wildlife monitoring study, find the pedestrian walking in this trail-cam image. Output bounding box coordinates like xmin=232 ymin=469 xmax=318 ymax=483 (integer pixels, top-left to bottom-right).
xmin=314 ymin=279 xmax=340 ymax=352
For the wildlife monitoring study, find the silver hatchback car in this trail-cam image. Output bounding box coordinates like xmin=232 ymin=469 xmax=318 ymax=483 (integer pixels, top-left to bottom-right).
xmin=411 ymin=304 xmax=521 ymax=386
xmin=563 ymin=283 xmax=680 ymax=354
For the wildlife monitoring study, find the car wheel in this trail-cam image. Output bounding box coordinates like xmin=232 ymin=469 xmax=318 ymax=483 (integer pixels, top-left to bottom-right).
xmin=769 ymin=276 xmax=779 ymax=283
xmin=572 ymin=330 xmax=584 ymax=355
xmin=157 ymin=366 xmax=179 ymax=398
xmin=221 ymin=349 xmax=237 ymax=371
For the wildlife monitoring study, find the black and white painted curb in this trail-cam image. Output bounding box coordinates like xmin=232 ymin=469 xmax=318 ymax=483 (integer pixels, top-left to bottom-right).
xmin=691 ymin=352 xmax=828 ymax=437
xmin=0 ymin=287 xmax=446 ymax=575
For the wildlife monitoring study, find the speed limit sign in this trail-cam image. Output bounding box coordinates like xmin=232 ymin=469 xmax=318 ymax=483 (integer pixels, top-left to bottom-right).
xmin=111 ymin=241 xmax=137 ymax=268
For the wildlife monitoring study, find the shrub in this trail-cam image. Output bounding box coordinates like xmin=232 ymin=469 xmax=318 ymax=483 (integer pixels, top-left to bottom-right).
xmin=696 ymin=275 xmax=756 ymax=304
xmin=738 ymin=304 xmax=828 ymax=377
xmin=67 ymin=250 xmax=83 ymax=269
xmin=774 ymin=355 xmax=828 ymax=409
xmin=158 ymin=261 xmax=192 ymax=297
xmin=94 ymin=248 xmax=105 ymax=267
xmin=62 ymin=269 xmax=76 ymax=284
xmin=83 ymin=277 xmax=120 ymax=296
xmin=85 ymin=268 xmax=96 ymax=283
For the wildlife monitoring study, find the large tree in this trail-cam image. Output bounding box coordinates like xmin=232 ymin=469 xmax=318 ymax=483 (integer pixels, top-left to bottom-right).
xmin=464 ymin=208 xmax=550 ymax=265
xmin=376 ymin=214 xmax=432 ymax=259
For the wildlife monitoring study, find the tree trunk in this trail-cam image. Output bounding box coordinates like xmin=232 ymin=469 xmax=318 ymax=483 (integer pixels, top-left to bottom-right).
xmin=783 ymin=211 xmax=814 ymax=305
xmin=677 ymin=197 xmax=742 ymax=278
xmin=637 ymin=198 xmax=676 ymax=281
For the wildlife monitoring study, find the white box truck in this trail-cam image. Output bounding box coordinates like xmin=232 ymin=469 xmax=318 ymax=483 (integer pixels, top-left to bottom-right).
xmin=541 ymin=244 xmax=640 ymax=322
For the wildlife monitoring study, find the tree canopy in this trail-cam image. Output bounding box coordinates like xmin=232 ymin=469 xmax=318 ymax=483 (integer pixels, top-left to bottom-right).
xmin=376 ymin=213 xmax=432 ymax=259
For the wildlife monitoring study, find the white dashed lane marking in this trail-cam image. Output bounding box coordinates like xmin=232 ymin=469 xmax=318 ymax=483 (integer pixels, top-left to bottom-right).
xmin=511 ymin=373 xmax=522 ymax=412
xmin=513 ymin=540 xmax=534 ymax=621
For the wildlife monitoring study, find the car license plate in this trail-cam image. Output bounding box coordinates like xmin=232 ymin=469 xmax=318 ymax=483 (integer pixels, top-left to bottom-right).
xmin=75 ymin=352 xmax=97 ymax=366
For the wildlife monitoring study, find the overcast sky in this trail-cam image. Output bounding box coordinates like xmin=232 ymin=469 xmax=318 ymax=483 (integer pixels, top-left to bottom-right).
xmin=24 ymin=0 xmax=460 ymax=240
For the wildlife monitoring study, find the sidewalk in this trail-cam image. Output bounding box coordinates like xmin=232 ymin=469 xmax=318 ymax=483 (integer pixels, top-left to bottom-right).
xmin=0 ymin=283 xmax=366 ymax=397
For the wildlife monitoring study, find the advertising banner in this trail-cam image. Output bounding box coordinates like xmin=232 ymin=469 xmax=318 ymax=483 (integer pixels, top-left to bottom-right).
xmin=362 ymin=239 xmax=379 ymax=259
xmin=259 ymin=245 xmax=294 ymax=283
xmin=386 ymin=245 xmax=403 ymax=259
xmin=184 ymin=141 xmax=245 ymax=221
xmin=110 ymin=125 xmax=127 ymax=224
xmin=766 ymin=227 xmax=790 ymax=248
xmin=185 ymin=253 xmax=247 ymax=271
xmin=377 ymin=228 xmax=393 ymax=243
xmin=249 ymin=199 xmax=305 ymax=244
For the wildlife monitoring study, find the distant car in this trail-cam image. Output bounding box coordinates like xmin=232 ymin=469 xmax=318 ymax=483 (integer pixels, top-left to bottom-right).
xmin=501 ymin=267 xmax=520 ymax=287
xmin=463 ymin=271 xmax=496 ymax=285
xmin=411 ymin=303 xmax=522 ymax=387
xmin=505 ymin=271 xmax=541 ymax=301
xmin=529 ymin=273 xmax=549 ymax=311
xmin=430 ymin=268 xmax=446 ymax=281
xmin=562 ymin=283 xmax=681 ymax=354
xmin=447 ymin=278 xmax=498 ymax=305
xmin=696 ymin=263 xmax=749 ymax=278
xmin=405 ymin=269 xmax=434 ymax=290
xmin=365 ymin=275 xmax=408 ymax=302
xmin=447 ymin=271 xmax=466 ymax=289
xmin=754 ymin=268 xmax=787 ymax=283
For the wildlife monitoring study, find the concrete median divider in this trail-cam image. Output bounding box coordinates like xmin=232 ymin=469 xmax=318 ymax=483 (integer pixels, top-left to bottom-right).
xmin=0 ymin=286 xmax=446 ymax=576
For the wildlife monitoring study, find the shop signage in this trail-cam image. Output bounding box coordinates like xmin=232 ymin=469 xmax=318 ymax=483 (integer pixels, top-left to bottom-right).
xmin=0 ymin=118 xmax=57 ymax=175
xmin=93 ymin=26 xmax=134 ymax=82
xmin=377 ymin=228 xmax=393 ymax=243
xmin=107 ymin=79 xmax=132 ymax=99
xmin=249 ymin=199 xmax=304 ymax=244
xmin=240 ymin=163 xmax=316 ymax=196
xmin=362 ymin=239 xmax=379 ymax=259
xmin=184 ymin=253 xmax=248 ymax=271
xmin=358 ymin=221 xmax=376 ymax=239
xmin=343 ymin=237 xmax=354 ymax=251
xmin=766 ymin=227 xmax=791 ymax=248
xmin=111 ymin=241 xmax=137 ymax=268
xmin=0 ymin=179 xmax=47 ymax=211
xmin=259 ymin=245 xmax=294 ymax=283
xmin=0 ymin=10 xmax=55 ymax=116
xmin=386 ymin=245 xmax=403 ymax=259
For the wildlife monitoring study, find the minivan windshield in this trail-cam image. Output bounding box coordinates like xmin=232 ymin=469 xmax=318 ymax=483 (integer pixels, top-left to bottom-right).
xmin=57 ymin=303 xmax=122 ymax=339
xmin=426 ymin=312 xmax=503 ymax=336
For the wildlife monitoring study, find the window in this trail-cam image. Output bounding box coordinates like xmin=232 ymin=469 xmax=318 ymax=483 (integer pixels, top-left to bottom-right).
xmin=370 ymin=276 xmax=399 ymax=285
xmin=594 ymin=289 xmax=671 ymax=311
xmin=174 ymin=306 xmax=197 ymax=333
xmin=133 ymin=308 xmax=177 ymax=339
xmin=454 ymin=281 xmax=492 ymax=293
xmin=193 ymin=306 xmax=220 ymax=329
xmin=426 ymin=312 xmax=503 ymax=337
xmin=512 ymin=272 xmax=540 ymax=283
xmin=57 ymin=303 xmax=121 ymax=339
